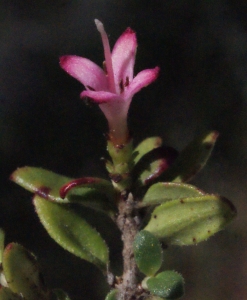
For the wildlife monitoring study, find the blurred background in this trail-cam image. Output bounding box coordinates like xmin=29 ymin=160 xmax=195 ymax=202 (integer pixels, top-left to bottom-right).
xmin=0 ymin=0 xmax=247 ymax=299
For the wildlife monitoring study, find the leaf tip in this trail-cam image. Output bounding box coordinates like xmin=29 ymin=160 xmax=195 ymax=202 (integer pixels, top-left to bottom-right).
xmin=221 ymin=196 xmax=237 ymax=215
xmin=212 ymin=130 xmax=219 ymax=140
xmin=59 ymin=177 xmax=101 ymax=199
xmin=4 ymin=243 xmax=13 ymax=252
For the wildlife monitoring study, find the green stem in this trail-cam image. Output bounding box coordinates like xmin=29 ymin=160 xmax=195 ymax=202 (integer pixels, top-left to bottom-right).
xmin=107 ymin=139 xmax=133 ymax=192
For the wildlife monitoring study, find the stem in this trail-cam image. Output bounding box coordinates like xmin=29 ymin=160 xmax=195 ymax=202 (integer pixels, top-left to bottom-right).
xmin=116 ymin=193 xmax=140 ymax=300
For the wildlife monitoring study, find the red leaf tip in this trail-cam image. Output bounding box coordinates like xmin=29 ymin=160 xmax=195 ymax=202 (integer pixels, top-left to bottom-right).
xmin=5 ymin=243 xmax=13 ymax=252
xmin=59 ymin=177 xmax=100 ymax=199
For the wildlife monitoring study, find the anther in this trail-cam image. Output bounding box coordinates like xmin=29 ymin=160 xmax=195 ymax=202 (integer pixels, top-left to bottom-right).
xmin=119 ymin=79 xmax=124 ymax=93
xmin=124 ymin=76 xmax=129 ymax=87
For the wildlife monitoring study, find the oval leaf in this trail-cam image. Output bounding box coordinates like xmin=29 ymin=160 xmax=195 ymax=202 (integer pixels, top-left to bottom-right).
xmin=144 ymin=195 xmax=236 ymax=246
xmin=146 ymin=271 xmax=184 ymax=299
xmin=2 ymin=243 xmax=48 ymax=300
xmin=33 ymin=195 xmax=109 ymax=271
xmin=160 ymin=131 xmax=219 ymax=183
xmin=105 ymin=289 xmax=118 ymax=300
xmin=0 ymin=287 xmax=24 ymax=300
xmin=132 ymin=137 xmax=163 ymax=165
xmin=132 ymin=147 xmax=178 ymax=187
xmin=133 ymin=230 xmax=163 ymax=276
xmin=10 ymin=167 xmax=116 ymax=217
xmin=139 ymin=182 xmax=205 ymax=207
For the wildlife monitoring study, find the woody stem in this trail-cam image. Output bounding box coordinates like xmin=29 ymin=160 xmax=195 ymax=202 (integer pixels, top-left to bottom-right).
xmin=116 ymin=193 xmax=140 ymax=300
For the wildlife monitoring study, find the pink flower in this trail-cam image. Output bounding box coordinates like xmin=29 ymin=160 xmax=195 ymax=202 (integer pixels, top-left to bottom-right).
xmin=60 ymin=19 xmax=159 ymax=145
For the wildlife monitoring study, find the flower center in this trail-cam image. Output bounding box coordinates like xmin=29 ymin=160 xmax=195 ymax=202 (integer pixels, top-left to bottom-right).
xmin=95 ymin=19 xmax=116 ymax=94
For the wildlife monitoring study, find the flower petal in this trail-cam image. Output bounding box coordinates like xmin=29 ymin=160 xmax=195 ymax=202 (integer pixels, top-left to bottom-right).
xmin=80 ymin=90 xmax=122 ymax=104
xmin=81 ymin=90 xmax=129 ymax=143
xmin=123 ymin=67 xmax=160 ymax=100
xmin=60 ymin=55 xmax=107 ymax=91
xmin=111 ymin=28 xmax=137 ymax=93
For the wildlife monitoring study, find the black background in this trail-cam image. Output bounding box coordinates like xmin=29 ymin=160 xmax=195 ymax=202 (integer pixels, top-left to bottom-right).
xmin=0 ymin=1 xmax=247 ymax=299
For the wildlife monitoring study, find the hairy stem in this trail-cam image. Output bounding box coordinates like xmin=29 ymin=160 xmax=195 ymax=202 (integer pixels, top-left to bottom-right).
xmin=116 ymin=192 xmax=140 ymax=300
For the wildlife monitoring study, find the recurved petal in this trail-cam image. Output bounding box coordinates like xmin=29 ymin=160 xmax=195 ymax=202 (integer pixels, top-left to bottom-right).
xmin=111 ymin=28 xmax=137 ymax=92
xmin=80 ymin=90 xmax=123 ymax=104
xmin=60 ymin=55 xmax=107 ymax=91
xmin=123 ymin=67 xmax=160 ymax=100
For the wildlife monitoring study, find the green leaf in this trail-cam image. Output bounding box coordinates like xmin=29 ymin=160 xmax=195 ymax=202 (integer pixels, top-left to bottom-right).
xmin=146 ymin=271 xmax=184 ymax=299
xmin=52 ymin=289 xmax=71 ymax=300
xmin=132 ymin=137 xmax=163 ymax=165
xmin=10 ymin=167 xmax=116 ymax=217
xmin=33 ymin=195 xmax=109 ymax=271
xmin=144 ymin=195 xmax=236 ymax=246
xmin=144 ymin=296 xmax=163 ymax=300
xmin=139 ymin=182 xmax=205 ymax=207
xmin=0 ymin=287 xmax=24 ymax=300
xmin=0 ymin=228 xmax=5 ymax=264
xmin=105 ymin=289 xmax=118 ymax=300
xmin=132 ymin=147 xmax=178 ymax=187
xmin=160 ymin=131 xmax=219 ymax=183
xmin=59 ymin=177 xmax=117 ymax=217
xmin=2 ymin=243 xmax=48 ymax=300
xmin=133 ymin=230 xmax=163 ymax=276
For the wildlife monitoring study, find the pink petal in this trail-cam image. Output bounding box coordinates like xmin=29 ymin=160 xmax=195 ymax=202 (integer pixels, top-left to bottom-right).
xmin=123 ymin=67 xmax=160 ymax=100
xmin=80 ymin=90 xmax=123 ymax=104
xmin=111 ymin=28 xmax=137 ymax=93
xmin=60 ymin=55 xmax=107 ymax=91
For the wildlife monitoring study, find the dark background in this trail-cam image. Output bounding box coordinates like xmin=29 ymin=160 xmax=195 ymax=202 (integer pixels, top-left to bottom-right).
xmin=1 ymin=0 xmax=247 ymax=299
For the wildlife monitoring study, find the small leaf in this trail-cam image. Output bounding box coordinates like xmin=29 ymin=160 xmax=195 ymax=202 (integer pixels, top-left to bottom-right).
xmin=144 ymin=195 xmax=236 ymax=246
xmin=33 ymin=195 xmax=109 ymax=271
xmin=0 ymin=287 xmax=24 ymax=300
xmin=160 ymin=131 xmax=219 ymax=183
xmin=59 ymin=177 xmax=115 ymax=201
xmin=0 ymin=229 xmax=5 ymax=264
xmin=59 ymin=177 xmax=117 ymax=217
xmin=133 ymin=230 xmax=162 ymax=276
xmin=132 ymin=147 xmax=178 ymax=187
xmin=146 ymin=271 xmax=184 ymax=299
xmin=132 ymin=137 xmax=163 ymax=165
xmin=105 ymin=289 xmax=118 ymax=300
xmin=139 ymin=182 xmax=205 ymax=207
xmin=2 ymin=243 xmax=48 ymax=300
xmin=10 ymin=167 xmax=116 ymax=217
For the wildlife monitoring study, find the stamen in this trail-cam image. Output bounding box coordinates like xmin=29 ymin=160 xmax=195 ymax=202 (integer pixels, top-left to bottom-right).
xmin=94 ymin=19 xmax=116 ymax=93
xmin=124 ymin=76 xmax=129 ymax=87
xmin=103 ymin=61 xmax=107 ymax=74
xmin=119 ymin=79 xmax=124 ymax=94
